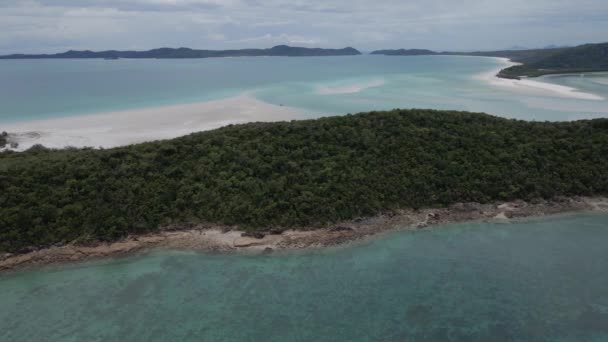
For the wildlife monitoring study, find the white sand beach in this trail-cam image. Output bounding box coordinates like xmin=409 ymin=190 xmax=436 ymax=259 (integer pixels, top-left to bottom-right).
xmin=3 ymin=95 xmax=303 ymax=151
xmin=476 ymin=58 xmax=605 ymax=101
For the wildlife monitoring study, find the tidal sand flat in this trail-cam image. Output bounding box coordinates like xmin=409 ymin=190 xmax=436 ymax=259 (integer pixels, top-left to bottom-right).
xmin=2 ymin=95 xmax=301 ymax=151
xmin=1 ymin=213 xmax=607 ymax=341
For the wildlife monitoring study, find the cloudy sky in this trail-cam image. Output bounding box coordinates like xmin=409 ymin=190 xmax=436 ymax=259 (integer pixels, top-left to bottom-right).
xmin=1 ymin=0 xmax=607 ymax=54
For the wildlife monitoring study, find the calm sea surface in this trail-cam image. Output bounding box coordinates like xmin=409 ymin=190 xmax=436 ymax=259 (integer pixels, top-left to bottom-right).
xmin=1 ymin=55 xmax=607 ymax=123
xmin=1 ymin=214 xmax=607 ymax=341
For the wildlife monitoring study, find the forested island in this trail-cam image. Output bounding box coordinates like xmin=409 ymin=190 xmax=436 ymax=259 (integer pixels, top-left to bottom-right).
xmin=371 ymin=42 xmax=608 ymax=79
xmin=0 ymin=45 xmax=361 ymax=59
xmin=495 ymin=43 xmax=608 ymax=78
xmin=1 ymin=109 xmax=607 ymax=254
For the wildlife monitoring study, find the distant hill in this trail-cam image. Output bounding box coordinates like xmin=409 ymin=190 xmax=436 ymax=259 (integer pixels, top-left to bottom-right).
xmin=0 ymin=45 xmax=362 ymax=59
xmin=506 ymin=46 xmax=530 ymax=51
xmin=369 ymin=47 xmax=568 ymax=63
xmin=544 ymin=44 xmax=571 ymax=50
xmin=371 ymin=42 xmax=608 ymax=78
xmin=449 ymin=48 xmax=567 ymax=64
xmin=497 ymin=42 xmax=608 ymax=78
xmin=370 ymin=49 xmax=437 ymax=56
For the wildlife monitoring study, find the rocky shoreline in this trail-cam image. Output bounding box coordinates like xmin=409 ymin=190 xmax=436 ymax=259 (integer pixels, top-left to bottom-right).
xmin=2 ymin=196 xmax=607 ymax=273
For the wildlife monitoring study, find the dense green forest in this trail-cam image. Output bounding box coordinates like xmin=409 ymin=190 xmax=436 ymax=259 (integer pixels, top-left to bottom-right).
xmin=0 ymin=45 xmax=361 ymax=59
xmin=1 ymin=110 xmax=608 ymax=253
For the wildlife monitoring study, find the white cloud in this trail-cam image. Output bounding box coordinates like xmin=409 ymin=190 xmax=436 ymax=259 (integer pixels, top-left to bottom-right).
xmin=207 ymin=33 xmax=226 ymax=41
xmin=0 ymin=0 xmax=607 ymax=54
xmin=231 ymin=34 xmax=322 ymax=46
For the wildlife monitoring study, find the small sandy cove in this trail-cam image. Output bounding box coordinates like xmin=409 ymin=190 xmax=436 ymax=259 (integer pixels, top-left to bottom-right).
xmin=2 ymin=196 xmax=607 ymax=273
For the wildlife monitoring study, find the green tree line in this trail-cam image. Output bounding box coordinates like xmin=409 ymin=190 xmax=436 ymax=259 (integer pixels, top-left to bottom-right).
xmin=1 ymin=109 xmax=607 ymax=253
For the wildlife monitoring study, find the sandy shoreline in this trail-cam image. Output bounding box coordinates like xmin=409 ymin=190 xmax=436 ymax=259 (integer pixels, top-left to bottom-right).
xmin=476 ymin=57 xmax=605 ymax=101
xmin=2 ymin=196 xmax=607 ymax=273
xmin=2 ymin=95 xmax=303 ymax=151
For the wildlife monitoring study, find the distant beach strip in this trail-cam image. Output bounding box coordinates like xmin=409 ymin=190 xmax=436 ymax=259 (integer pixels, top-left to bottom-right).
xmin=476 ymin=57 xmax=605 ymax=101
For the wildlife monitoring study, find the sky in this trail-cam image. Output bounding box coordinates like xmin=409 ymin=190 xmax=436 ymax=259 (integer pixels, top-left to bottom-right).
xmin=1 ymin=0 xmax=607 ymax=54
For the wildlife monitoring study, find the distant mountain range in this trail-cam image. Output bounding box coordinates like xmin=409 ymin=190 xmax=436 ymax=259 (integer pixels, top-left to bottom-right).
xmin=0 ymin=45 xmax=362 ymax=59
xmin=370 ymin=42 xmax=608 ymax=79
xmin=370 ymin=49 xmax=436 ymax=56
xmin=3 ymin=42 xmax=605 ymax=79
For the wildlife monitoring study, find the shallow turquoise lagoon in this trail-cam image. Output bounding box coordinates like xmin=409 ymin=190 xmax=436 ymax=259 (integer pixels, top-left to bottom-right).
xmin=1 ymin=55 xmax=607 ymax=124
xmin=1 ymin=213 xmax=607 ymax=341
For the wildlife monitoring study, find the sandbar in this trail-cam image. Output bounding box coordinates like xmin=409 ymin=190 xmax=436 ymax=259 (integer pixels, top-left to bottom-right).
xmin=2 ymin=95 xmax=303 ymax=151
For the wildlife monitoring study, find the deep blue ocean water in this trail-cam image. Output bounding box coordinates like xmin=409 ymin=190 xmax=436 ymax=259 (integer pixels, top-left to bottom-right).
xmin=1 ymin=214 xmax=607 ymax=341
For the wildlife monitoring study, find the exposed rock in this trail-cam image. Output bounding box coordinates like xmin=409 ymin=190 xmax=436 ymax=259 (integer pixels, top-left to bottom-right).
xmin=234 ymin=238 xmax=264 ymax=248
xmin=416 ymin=222 xmax=428 ymax=229
xmin=267 ymin=228 xmax=284 ymax=235
xmin=427 ymin=212 xmax=440 ymax=220
xmin=2 ymin=196 xmax=607 ymax=273
xmin=329 ymin=226 xmax=354 ymax=232
xmin=241 ymin=231 xmax=266 ymax=239
xmin=449 ymin=203 xmax=466 ymax=211
xmin=162 ymin=222 xmax=198 ymax=231
xmin=512 ymin=200 xmax=527 ymax=208
xmin=494 ymin=212 xmax=509 ymax=220
xmin=450 ymin=202 xmax=482 ymax=211
xmin=17 ymin=246 xmax=36 ymax=254
xmin=530 ymin=198 xmax=545 ymax=205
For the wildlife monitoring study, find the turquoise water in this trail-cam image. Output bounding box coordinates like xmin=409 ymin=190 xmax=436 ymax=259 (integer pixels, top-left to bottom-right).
xmin=1 ymin=213 xmax=608 ymax=341
xmin=1 ymin=56 xmax=607 ymax=124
